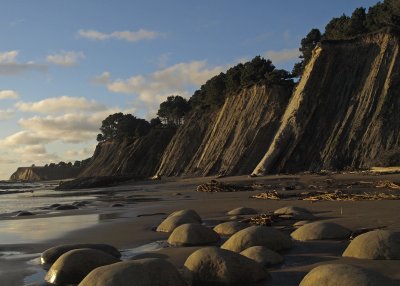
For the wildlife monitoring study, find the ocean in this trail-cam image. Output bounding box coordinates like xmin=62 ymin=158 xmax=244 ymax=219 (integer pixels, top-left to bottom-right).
xmin=0 ymin=181 xmax=95 ymax=214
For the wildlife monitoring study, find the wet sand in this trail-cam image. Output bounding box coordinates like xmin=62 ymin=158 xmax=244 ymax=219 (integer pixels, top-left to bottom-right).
xmin=1 ymin=172 xmax=400 ymax=285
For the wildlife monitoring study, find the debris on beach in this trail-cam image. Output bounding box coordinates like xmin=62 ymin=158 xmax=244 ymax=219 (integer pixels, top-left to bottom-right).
xmin=375 ymin=180 xmax=400 ymax=189
xmin=196 ymin=180 xmax=253 ymax=192
xmin=251 ymin=189 xmax=400 ymax=201
xmin=240 ymin=213 xmax=275 ymax=226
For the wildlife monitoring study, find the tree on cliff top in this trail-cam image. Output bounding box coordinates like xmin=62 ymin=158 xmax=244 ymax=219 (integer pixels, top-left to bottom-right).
xmin=292 ymin=28 xmax=321 ymax=77
xmin=96 ymin=113 xmax=151 ymax=142
xmin=157 ymin=95 xmax=190 ymax=126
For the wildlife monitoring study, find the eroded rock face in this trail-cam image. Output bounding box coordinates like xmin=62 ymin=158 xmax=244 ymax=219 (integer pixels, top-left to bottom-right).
xmin=254 ymin=29 xmax=400 ymax=175
xmin=299 ymin=264 xmax=397 ymax=286
xmin=156 ymin=209 xmax=202 ymax=233
xmin=41 ymin=244 xmax=121 ymax=265
xmin=240 ymin=246 xmax=284 ymax=267
xmin=168 ymin=223 xmax=220 ymax=246
xmin=221 ymin=225 xmax=292 ymax=252
xmin=78 ymin=258 xmax=186 ymax=286
xmin=157 ymin=84 xmax=291 ymax=177
xmin=213 ymin=221 xmax=249 ymax=236
xmin=183 ymin=247 xmax=270 ymax=285
xmin=343 ymin=230 xmax=400 ymax=259
xmin=291 ymin=221 xmax=351 ymax=241
xmin=45 ymin=248 xmax=119 ymax=285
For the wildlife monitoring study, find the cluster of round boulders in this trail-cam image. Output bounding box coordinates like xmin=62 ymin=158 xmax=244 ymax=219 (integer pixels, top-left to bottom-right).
xmin=213 ymin=221 xmax=249 ymax=236
xmin=299 ymin=264 xmax=396 ymax=286
xmin=79 ymin=258 xmax=186 ymax=286
xmin=221 ymin=225 xmax=292 ymax=252
xmin=274 ymin=206 xmax=314 ymax=220
xmin=343 ymin=230 xmax=400 ymax=259
xmin=183 ymin=247 xmax=270 ymax=285
xmin=41 ymin=244 xmax=121 ymax=265
xmin=227 ymin=207 xmax=258 ymax=215
xmin=240 ymin=246 xmax=284 ymax=267
xmin=168 ymin=223 xmax=220 ymax=246
xmin=291 ymin=221 xmax=351 ymax=241
xmin=156 ymin=209 xmax=202 ymax=232
xmin=45 ymin=248 xmax=120 ymax=285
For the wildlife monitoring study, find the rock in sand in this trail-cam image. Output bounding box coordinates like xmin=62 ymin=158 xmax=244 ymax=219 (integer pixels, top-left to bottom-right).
xmin=168 ymin=223 xmax=220 ymax=246
xmin=274 ymin=206 xmax=314 ymax=220
xmin=227 ymin=207 xmax=258 ymax=215
xmin=213 ymin=221 xmax=249 ymax=236
xmin=240 ymin=246 xmax=284 ymax=266
xmin=156 ymin=209 xmax=202 ymax=232
xmin=291 ymin=221 xmax=351 ymax=241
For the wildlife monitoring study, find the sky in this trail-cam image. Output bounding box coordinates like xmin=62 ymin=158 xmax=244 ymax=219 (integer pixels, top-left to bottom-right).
xmin=0 ymin=0 xmax=380 ymax=179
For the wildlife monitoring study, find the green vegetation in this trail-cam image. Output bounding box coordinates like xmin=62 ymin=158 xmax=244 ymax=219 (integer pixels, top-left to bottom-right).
xmin=157 ymin=95 xmax=190 ymax=125
xmin=294 ymin=0 xmax=400 ymax=77
xmin=190 ymin=56 xmax=294 ymax=108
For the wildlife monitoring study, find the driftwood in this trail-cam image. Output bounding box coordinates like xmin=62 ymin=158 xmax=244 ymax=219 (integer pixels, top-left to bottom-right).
xmin=375 ymin=180 xmax=400 ymax=189
xmin=196 ymin=180 xmax=253 ymax=192
xmin=240 ymin=213 xmax=276 ymax=226
xmin=251 ymin=189 xmax=400 ymax=201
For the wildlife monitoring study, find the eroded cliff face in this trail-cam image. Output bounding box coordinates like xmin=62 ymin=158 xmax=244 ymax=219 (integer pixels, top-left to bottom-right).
xmin=253 ymin=29 xmax=400 ymax=175
xmin=79 ymin=128 xmax=176 ymax=177
xmin=157 ymin=84 xmax=291 ymax=176
xmin=10 ymin=166 xmax=81 ymax=181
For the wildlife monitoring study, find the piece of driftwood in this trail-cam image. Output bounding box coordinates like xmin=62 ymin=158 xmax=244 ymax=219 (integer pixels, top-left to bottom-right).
xmin=196 ymin=180 xmax=253 ymax=192
xmin=240 ymin=213 xmax=276 ymax=226
xmin=375 ymin=180 xmax=400 ymax=189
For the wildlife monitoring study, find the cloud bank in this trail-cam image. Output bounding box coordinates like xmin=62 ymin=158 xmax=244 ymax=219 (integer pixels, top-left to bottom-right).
xmin=78 ymin=29 xmax=161 ymax=42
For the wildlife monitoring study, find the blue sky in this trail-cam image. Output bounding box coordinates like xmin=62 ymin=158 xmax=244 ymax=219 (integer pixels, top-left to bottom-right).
xmin=0 ymin=0 xmax=379 ymax=179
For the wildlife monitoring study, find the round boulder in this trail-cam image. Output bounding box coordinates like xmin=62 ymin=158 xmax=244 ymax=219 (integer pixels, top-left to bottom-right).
xmin=293 ymin=220 xmax=311 ymax=227
xmin=55 ymin=204 xmax=78 ymax=210
xmin=156 ymin=209 xmax=202 ymax=233
xmin=299 ymin=264 xmax=396 ymax=286
xmin=41 ymin=244 xmax=121 ymax=265
xmin=183 ymin=247 xmax=269 ymax=285
xmin=78 ymin=258 xmax=186 ymax=286
xmin=45 ymin=248 xmax=120 ymax=285
xmin=343 ymin=230 xmax=400 ymax=259
xmin=221 ymin=225 xmax=292 ymax=252
xmin=274 ymin=206 xmax=314 ymax=220
xmin=240 ymin=246 xmax=284 ymax=267
xmin=291 ymin=221 xmax=351 ymax=241
xmin=227 ymin=207 xmax=258 ymax=216
xmin=168 ymin=223 xmax=220 ymax=246
xmin=213 ymin=221 xmax=249 ymax=236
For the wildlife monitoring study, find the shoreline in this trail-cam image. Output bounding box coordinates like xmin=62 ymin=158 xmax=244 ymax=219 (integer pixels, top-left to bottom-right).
xmin=1 ymin=173 xmax=400 ymax=285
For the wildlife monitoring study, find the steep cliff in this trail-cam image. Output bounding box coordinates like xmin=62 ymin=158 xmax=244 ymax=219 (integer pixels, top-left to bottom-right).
xmin=157 ymin=84 xmax=291 ymax=176
xmin=253 ymin=29 xmax=400 ymax=175
xmin=80 ymin=128 xmax=176 ymax=177
xmin=10 ymin=166 xmax=81 ymax=181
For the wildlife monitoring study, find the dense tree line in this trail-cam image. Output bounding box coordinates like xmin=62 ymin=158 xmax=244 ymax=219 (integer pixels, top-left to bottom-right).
xmin=190 ymin=56 xmax=294 ymax=108
xmin=293 ymin=0 xmax=400 ymax=77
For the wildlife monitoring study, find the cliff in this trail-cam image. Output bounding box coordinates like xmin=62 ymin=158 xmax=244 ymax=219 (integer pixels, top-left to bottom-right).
xmin=10 ymin=166 xmax=81 ymax=181
xmin=157 ymin=84 xmax=291 ymax=176
xmin=253 ymin=29 xmax=400 ymax=175
xmin=79 ymin=128 xmax=176 ymax=177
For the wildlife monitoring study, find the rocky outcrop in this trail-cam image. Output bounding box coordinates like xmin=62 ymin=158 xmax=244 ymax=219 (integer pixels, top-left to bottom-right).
xmin=157 ymin=84 xmax=291 ymax=176
xmin=254 ymin=29 xmax=400 ymax=175
xmin=10 ymin=166 xmax=81 ymax=181
xmin=80 ymin=128 xmax=176 ymax=178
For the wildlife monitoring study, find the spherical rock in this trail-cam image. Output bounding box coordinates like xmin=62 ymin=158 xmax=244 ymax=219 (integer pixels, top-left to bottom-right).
xmin=227 ymin=207 xmax=258 ymax=215
xmin=299 ymin=264 xmax=396 ymax=286
xmin=78 ymin=258 xmax=186 ymax=286
xmin=156 ymin=209 xmax=202 ymax=232
xmin=213 ymin=221 xmax=249 ymax=236
xmin=45 ymin=248 xmax=120 ymax=285
xmin=293 ymin=220 xmax=311 ymax=227
xmin=291 ymin=221 xmax=351 ymax=241
xmin=55 ymin=204 xmax=78 ymax=210
xmin=221 ymin=225 xmax=292 ymax=252
xmin=41 ymin=244 xmax=121 ymax=265
xmin=343 ymin=230 xmax=400 ymax=259
xmin=168 ymin=223 xmax=220 ymax=246
xmin=274 ymin=206 xmax=314 ymax=220
xmin=240 ymin=246 xmax=284 ymax=267
xmin=183 ymin=247 xmax=270 ymax=285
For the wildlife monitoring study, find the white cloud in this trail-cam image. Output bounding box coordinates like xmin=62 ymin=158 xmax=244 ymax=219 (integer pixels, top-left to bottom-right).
xmin=91 ymin=71 xmax=111 ymax=85
xmin=15 ymin=96 xmax=107 ymax=114
xmin=0 ymin=109 xmax=15 ymax=120
xmin=263 ymin=48 xmax=300 ymax=64
xmin=46 ymin=51 xmax=85 ymax=67
xmin=78 ymin=29 xmax=161 ymax=42
xmin=0 ymin=131 xmax=52 ymax=146
xmin=0 ymin=50 xmax=18 ymax=63
xmin=15 ymin=144 xmax=46 ymax=155
xmin=64 ymin=145 xmax=96 ymax=160
xmin=102 ymin=60 xmax=225 ymax=115
xmin=0 ymin=90 xmax=19 ymax=100
xmin=0 ymin=50 xmax=47 ymax=76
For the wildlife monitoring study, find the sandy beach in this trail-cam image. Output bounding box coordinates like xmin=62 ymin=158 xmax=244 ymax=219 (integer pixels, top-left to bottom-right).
xmin=1 ymin=172 xmax=400 ymax=285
